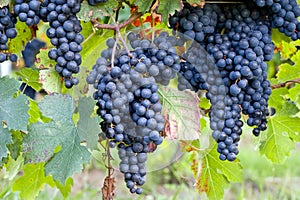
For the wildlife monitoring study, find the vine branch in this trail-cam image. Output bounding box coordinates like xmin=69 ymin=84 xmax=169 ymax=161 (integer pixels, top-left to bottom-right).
xmin=271 ymin=78 xmax=300 ymax=89
xmin=91 ymin=11 xmax=143 ymax=30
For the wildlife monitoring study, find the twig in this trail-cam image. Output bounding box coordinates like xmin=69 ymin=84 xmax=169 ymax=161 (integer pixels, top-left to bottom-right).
xmin=91 ymin=11 xmax=143 ymax=30
xmin=271 ymin=78 xmax=300 ymax=89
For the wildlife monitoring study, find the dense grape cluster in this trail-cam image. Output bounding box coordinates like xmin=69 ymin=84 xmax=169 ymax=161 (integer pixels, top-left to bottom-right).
xmin=39 ymin=0 xmax=83 ymax=88
xmin=86 ymin=32 xmax=189 ymax=193
xmin=252 ymin=0 xmax=300 ymax=40
xmin=168 ymin=1 xmax=285 ymax=161
xmin=14 ymin=0 xmax=41 ymax=26
xmin=0 ymin=6 xmax=18 ymax=63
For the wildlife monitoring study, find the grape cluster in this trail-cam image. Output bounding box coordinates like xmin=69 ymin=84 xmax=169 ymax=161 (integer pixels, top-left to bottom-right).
xmin=0 ymin=6 xmax=18 ymax=63
xmin=86 ymin=31 xmax=190 ymax=193
xmin=88 ymin=0 xmax=108 ymax=6
xmin=40 ymin=0 xmax=83 ymax=88
xmin=169 ymin=2 xmax=280 ymax=161
xmin=14 ymin=0 xmax=41 ymax=26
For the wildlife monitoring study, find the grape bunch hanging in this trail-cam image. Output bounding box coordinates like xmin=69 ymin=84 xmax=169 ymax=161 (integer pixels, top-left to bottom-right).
xmin=0 ymin=0 xmax=83 ymax=88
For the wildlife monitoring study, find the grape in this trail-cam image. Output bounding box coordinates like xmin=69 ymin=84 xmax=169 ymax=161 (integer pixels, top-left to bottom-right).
xmin=40 ymin=0 xmax=83 ymax=88
xmin=14 ymin=0 xmax=41 ymax=26
xmin=0 ymin=6 xmax=18 ymax=63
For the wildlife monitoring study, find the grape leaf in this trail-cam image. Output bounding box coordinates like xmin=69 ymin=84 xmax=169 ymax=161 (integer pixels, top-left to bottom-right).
xmin=77 ymin=0 xmax=118 ymax=21
xmin=136 ymin=0 xmax=153 ymax=13
xmin=39 ymin=94 xmax=75 ymax=122
xmin=45 ymin=128 xmax=91 ymax=184
xmin=157 ymin=0 xmax=181 ymax=24
xmin=280 ymin=41 xmax=297 ymax=60
xmin=23 ymin=94 xmax=91 ymax=184
xmin=16 ymin=68 xmax=42 ymax=91
xmin=77 ymin=97 xmax=101 ymax=150
xmin=12 ymin=163 xmax=55 ymax=200
xmin=36 ymin=49 xmax=56 ymax=69
xmin=7 ymin=130 xmax=22 ymax=160
xmin=54 ymin=177 xmax=73 ymax=198
xmin=186 ymin=0 xmax=204 ymax=5
xmin=39 ymin=69 xmax=62 ymax=93
xmin=268 ymin=87 xmax=288 ymax=110
xmin=8 ymin=21 xmax=32 ymax=57
xmin=259 ymin=103 xmax=300 ymax=164
xmin=28 ymin=99 xmax=42 ymax=124
xmin=159 ymin=87 xmax=201 ymax=140
xmin=288 ymin=84 xmax=300 ymax=110
xmin=0 ymin=76 xmax=29 ymax=131
xmin=277 ymin=63 xmax=300 ymax=82
xmin=191 ymin=138 xmax=242 ymax=200
xmin=0 ymin=125 xmax=12 ymax=166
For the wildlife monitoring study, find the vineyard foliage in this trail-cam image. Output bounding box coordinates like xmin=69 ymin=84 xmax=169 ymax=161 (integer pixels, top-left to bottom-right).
xmin=0 ymin=0 xmax=300 ymax=200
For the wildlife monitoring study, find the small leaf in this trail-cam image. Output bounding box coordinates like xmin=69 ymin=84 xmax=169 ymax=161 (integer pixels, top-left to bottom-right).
xmin=77 ymin=97 xmax=101 ymax=150
xmin=0 ymin=125 xmax=12 ymax=166
xmin=16 ymin=68 xmax=42 ymax=91
xmin=39 ymin=69 xmax=62 ymax=94
xmin=12 ymin=163 xmax=55 ymax=200
xmin=0 ymin=76 xmax=29 ymax=131
xmin=159 ymin=87 xmax=201 ymax=140
xmin=157 ymin=0 xmax=181 ymax=24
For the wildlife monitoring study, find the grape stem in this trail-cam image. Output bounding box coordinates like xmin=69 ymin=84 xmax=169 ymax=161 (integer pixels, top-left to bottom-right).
xmin=91 ymin=11 xmax=143 ymax=30
xmin=271 ymin=78 xmax=300 ymax=89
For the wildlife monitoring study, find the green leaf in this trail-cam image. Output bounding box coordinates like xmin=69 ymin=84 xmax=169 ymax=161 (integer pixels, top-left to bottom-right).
xmin=136 ymin=0 xmax=153 ymax=13
xmin=157 ymin=0 xmax=181 ymax=24
xmin=159 ymin=87 xmax=201 ymax=140
xmin=192 ymin=138 xmax=242 ymax=200
xmin=12 ymin=163 xmax=55 ymax=200
xmin=8 ymin=21 xmax=32 ymax=57
xmin=268 ymin=87 xmax=288 ymax=110
xmin=259 ymin=104 xmax=300 ymax=164
xmin=0 ymin=76 xmax=29 ymax=131
xmin=45 ymin=128 xmax=91 ymax=184
xmin=36 ymin=49 xmax=56 ymax=69
xmin=55 ymin=177 xmax=73 ymax=198
xmin=16 ymin=68 xmax=42 ymax=91
xmin=77 ymin=0 xmax=118 ymax=21
xmin=277 ymin=63 xmax=300 ymax=82
xmin=23 ymin=94 xmax=91 ymax=184
xmin=280 ymin=41 xmax=297 ymax=60
xmin=77 ymin=97 xmax=101 ymax=150
xmin=7 ymin=130 xmax=23 ymax=160
xmin=39 ymin=69 xmax=62 ymax=94
xmin=288 ymin=84 xmax=300 ymax=109
xmin=81 ymin=29 xmax=113 ymax=70
xmin=39 ymin=94 xmax=75 ymax=122
xmin=28 ymin=100 xmax=42 ymax=124
xmin=0 ymin=125 xmax=12 ymax=166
